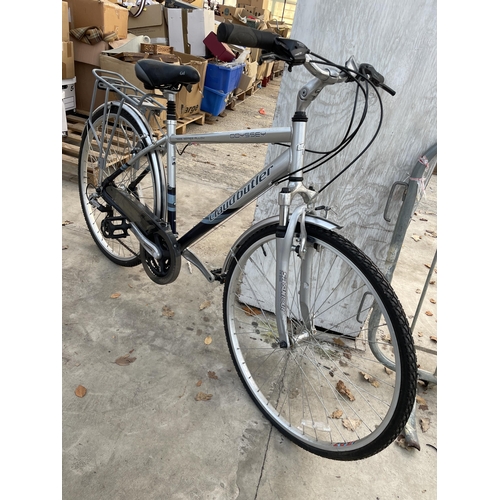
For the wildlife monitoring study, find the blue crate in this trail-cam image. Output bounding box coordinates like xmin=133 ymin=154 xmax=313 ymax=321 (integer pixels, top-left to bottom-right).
xmin=204 ymin=63 xmax=244 ymax=94
xmin=201 ymin=86 xmax=230 ymax=116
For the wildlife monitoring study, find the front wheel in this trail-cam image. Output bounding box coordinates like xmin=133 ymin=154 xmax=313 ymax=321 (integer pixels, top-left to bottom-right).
xmin=223 ymin=223 xmax=417 ymax=460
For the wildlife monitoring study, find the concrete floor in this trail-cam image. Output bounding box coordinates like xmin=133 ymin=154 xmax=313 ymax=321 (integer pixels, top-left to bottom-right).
xmin=62 ymin=79 xmax=437 ymax=499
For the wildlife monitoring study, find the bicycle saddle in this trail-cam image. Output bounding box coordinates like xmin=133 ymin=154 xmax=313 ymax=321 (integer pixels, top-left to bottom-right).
xmin=135 ymin=59 xmax=200 ymax=91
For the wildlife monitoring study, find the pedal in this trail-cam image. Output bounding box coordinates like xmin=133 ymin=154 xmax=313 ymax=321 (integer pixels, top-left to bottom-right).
xmin=211 ymin=268 xmax=226 ymax=283
xmin=101 ymin=216 xmax=132 ymax=239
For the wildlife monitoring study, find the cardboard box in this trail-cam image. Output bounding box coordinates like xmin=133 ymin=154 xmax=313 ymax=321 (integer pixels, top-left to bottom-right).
xmin=246 ymin=60 xmax=258 ymax=79
xmin=99 ymin=50 xmax=207 ymax=119
xmin=66 ymin=0 xmax=128 ymax=40
xmin=62 ymin=2 xmax=70 ymax=42
xmin=73 ymin=39 xmax=110 ymax=66
xmin=220 ymin=5 xmax=236 ymax=19
xmin=182 ymin=0 xmax=204 ymax=7
xmin=231 ymin=8 xmax=253 ymax=25
xmin=167 ymin=8 xmax=215 ymax=56
xmin=249 ymin=0 xmax=269 ymax=11
xmin=173 ymin=51 xmax=208 ymax=118
xmin=267 ymin=20 xmax=291 ymax=38
xmin=127 ymin=2 xmax=168 ymax=42
xmin=99 ymin=53 xmax=154 ymax=93
xmin=236 ymin=73 xmax=255 ymax=93
xmin=203 ymin=31 xmax=235 ymax=62
xmin=74 ymin=62 xmax=105 ymax=114
xmin=256 ymin=60 xmax=272 ymax=81
xmin=236 ymin=60 xmax=257 ymax=93
xmin=62 ymin=41 xmax=75 ymax=79
xmin=246 ymin=5 xmax=271 ymax=21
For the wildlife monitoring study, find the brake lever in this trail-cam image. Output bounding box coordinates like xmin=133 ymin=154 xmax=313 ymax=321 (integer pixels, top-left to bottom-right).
xmin=358 ymin=63 xmax=396 ymax=96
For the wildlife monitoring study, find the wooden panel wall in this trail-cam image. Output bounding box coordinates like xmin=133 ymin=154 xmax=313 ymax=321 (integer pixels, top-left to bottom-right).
xmin=254 ymin=0 xmax=437 ymax=272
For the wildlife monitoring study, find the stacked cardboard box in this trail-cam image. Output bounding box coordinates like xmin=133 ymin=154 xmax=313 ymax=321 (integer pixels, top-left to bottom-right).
xmin=62 ymin=2 xmax=75 ymax=80
xmin=61 ymin=0 xmax=283 ymax=120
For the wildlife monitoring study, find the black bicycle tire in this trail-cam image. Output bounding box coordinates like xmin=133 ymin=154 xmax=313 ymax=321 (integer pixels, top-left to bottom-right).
xmin=223 ymin=222 xmax=417 ymax=460
xmin=78 ymin=104 xmax=163 ymax=267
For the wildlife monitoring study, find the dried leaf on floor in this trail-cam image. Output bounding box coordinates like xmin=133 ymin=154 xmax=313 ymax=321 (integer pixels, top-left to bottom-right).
xmin=342 ymin=418 xmax=361 ymax=431
xmin=336 ymin=380 xmax=355 ymax=401
xmin=208 ymin=371 xmax=218 ymax=380
xmin=330 ymin=409 xmax=343 ymax=419
xmin=199 ymin=300 xmax=211 ymax=310
xmin=62 ymin=220 xmax=73 ymax=226
xmin=395 ymin=435 xmax=414 ymax=451
xmin=420 ymin=417 xmax=431 ymax=432
xmin=411 ymin=234 xmax=421 ymax=242
xmin=75 ymin=385 xmax=87 ymax=398
xmin=110 ymin=293 xmax=121 ymax=299
xmin=425 ymin=311 xmax=434 ymax=316
xmin=195 ymin=392 xmax=213 ymax=401
xmin=429 ymin=335 xmax=437 ymax=342
xmin=115 ymin=354 xmax=137 ymax=366
xmin=196 ymin=380 xmax=202 ymax=387
xmin=204 ymin=336 xmax=213 ymax=345
xmin=162 ymin=306 xmax=175 ymax=318
xmin=416 ymin=395 xmax=427 ymax=405
xmin=62 ymin=245 xmax=69 ymax=250
xmin=430 ymin=298 xmax=436 ymax=304
xmin=360 ymin=371 xmax=380 ymax=388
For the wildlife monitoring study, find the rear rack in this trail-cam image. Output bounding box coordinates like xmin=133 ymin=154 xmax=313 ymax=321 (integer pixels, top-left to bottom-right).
xmin=89 ymin=68 xmax=168 ymax=117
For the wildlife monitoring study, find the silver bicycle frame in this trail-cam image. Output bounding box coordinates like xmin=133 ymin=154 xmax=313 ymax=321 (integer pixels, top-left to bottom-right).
xmin=90 ymin=56 xmax=351 ymax=347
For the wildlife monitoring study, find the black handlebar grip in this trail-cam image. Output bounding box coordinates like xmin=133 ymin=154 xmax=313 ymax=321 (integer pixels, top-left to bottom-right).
xmin=217 ymin=23 xmax=278 ymax=52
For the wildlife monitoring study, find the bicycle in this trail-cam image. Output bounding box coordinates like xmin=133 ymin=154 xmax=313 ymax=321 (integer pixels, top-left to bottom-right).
xmin=78 ymin=23 xmax=418 ymax=461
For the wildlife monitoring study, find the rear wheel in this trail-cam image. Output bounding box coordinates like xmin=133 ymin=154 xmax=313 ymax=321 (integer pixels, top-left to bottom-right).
xmin=78 ymin=104 xmax=164 ymax=266
xmin=223 ymin=222 xmax=417 ymax=460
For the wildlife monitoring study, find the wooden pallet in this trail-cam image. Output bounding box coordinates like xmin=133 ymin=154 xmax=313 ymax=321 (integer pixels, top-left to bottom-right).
xmin=173 ymin=112 xmax=206 ymax=135
xmin=62 ymin=114 xmax=87 ymax=182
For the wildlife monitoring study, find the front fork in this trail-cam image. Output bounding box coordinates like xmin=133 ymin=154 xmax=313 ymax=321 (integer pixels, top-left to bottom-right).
xmin=275 ymin=186 xmax=317 ymax=348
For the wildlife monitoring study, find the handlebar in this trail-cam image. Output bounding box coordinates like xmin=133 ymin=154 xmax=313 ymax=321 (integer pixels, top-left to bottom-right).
xmin=217 ymin=23 xmax=310 ymax=67
xmin=216 ymin=23 xmax=396 ymax=95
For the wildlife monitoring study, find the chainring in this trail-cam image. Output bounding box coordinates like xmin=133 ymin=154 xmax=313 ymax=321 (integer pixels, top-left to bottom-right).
xmin=140 ymin=229 xmax=181 ymax=285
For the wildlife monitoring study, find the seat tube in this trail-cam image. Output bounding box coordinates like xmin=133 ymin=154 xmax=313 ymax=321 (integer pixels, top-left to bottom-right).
xmin=165 ymin=92 xmax=178 ymax=233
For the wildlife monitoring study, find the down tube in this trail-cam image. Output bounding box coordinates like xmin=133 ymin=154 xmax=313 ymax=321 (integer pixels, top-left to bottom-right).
xmin=177 ymin=149 xmax=291 ymax=251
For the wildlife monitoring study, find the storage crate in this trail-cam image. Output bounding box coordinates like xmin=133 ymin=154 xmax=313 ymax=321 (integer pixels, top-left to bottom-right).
xmin=204 ymin=63 xmax=244 ymax=93
xmin=201 ymin=87 xmax=230 ymax=116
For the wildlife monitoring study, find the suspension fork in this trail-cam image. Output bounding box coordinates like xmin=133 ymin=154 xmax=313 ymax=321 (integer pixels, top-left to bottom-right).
xmin=275 ymin=202 xmax=318 ymax=348
xmin=274 ymin=113 xmax=319 ymax=348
